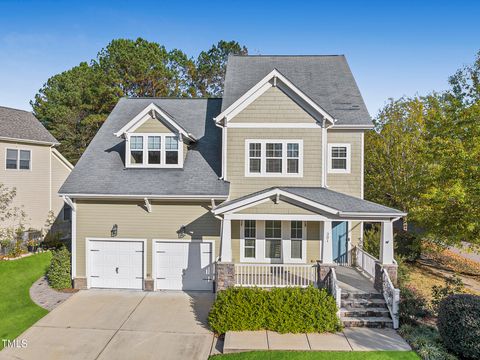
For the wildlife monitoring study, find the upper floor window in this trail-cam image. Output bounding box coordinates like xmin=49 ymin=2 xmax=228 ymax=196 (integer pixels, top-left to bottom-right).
xmin=328 ymin=143 xmax=351 ymax=173
xmin=245 ymin=140 xmax=303 ymax=177
xmin=6 ymin=149 xmax=31 ymax=170
xmin=126 ymin=133 xmax=182 ymax=168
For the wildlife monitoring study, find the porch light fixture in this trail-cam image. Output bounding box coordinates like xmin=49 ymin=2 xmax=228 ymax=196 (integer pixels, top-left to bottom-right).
xmin=178 ymin=225 xmax=186 ymax=238
xmin=111 ymin=224 xmax=118 ymax=237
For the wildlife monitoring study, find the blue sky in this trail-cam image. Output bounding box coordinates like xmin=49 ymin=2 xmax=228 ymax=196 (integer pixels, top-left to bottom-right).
xmin=0 ymin=0 xmax=478 ymax=117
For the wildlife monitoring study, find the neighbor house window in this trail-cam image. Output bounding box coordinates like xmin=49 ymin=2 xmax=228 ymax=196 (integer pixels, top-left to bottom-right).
xmin=245 ymin=140 xmax=303 ymax=177
xmin=126 ymin=133 xmax=182 ymax=168
xmin=244 ymin=220 xmax=256 ymax=258
xmin=290 ymin=221 xmax=303 ymax=259
xmin=6 ymin=149 xmax=31 ymax=170
xmin=265 ymin=220 xmax=282 ymax=259
xmin=328 ymin=143 xmax=351 ymax=173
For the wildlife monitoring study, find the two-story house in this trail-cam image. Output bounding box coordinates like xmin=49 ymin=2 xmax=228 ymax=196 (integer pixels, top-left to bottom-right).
xmin=0 ymin=106 xmax=73 ymax=237
xmin=60 ymin=56 xmax=404 ymax=302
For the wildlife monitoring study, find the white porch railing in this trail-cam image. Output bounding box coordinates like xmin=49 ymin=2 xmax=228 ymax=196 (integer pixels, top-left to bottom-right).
xmin=355 ymin=246 xmax=377 ymax=279
xmin=325 ymin=268 xmax=342 ymax=312
xmin=382 ymin=269 xmax=400 ymax=329
xmin=234 ymin=264 xmax=317 ymax=288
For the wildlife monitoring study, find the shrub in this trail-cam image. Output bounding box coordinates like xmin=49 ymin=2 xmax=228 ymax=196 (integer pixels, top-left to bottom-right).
xmin=42 ymin=231 xmax=64 ymax=250
xmin=431 ymin=275 xmax=464 ymax=314
xmin=362 ymin=224 xmax=380 ymax=258
xmin=399 ymin=285 xmax=430 ymax=324
xmin=437 ymin=294 xmax=480 ymax=359
xmin=395 ymin=230 xmax=422 ymax=262
xmin=47 ymin=247 xmax=71 ymax=289
xmin=208 ymin=287 xmax=341 ymax=335
xmin=399 ymin=324 xmax=457 ymax=360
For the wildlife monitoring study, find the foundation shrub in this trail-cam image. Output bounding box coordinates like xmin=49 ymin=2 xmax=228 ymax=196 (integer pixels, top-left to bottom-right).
xmin=46 ymin=247 xmax=71 ymax=289
xmin=208 ymin=286 xmax=341 ymax=335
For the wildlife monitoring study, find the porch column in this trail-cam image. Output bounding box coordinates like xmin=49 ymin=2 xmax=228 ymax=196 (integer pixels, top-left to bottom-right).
xmin=379 ymin=220 xmax=394 ymax=264
xmin=220 ymin=218 xmax=232 ymax=262
xmin=322 ymin=220 xmax=334 ymax=263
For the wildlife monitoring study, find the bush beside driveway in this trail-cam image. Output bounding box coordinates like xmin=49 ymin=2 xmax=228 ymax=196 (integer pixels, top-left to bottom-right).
xmin=0 ymin=252 xmax=51 ymax=349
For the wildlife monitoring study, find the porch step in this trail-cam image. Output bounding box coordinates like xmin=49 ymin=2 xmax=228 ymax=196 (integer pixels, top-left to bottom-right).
xmin=340 ymin=307 xmax=390 ymax=318
xmin=341 ymin=292 xmax=384 ymax=300
xmin=341 ymin=298 xmax=388 ymax=309
xmin=341 ymin=316 xmax=394 ymax=328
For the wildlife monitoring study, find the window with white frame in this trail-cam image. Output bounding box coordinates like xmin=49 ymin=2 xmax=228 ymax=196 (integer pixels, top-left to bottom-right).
xmin=126 ymin=133 xmax=182 ymax=168
xmin=245 ymin=140 xmax=303 ymax=177
xmin=243 ymin=220 xmax=256 ymax=258
xmin=265 ymin=220 xmax=282 ymax=259
xmin=328 ymin=143 xmax=350 ymax=173
xmin=290 ymin=221 xmax=303 ymax=259
xmin=6 ymin=149 xmax=31 ymax=170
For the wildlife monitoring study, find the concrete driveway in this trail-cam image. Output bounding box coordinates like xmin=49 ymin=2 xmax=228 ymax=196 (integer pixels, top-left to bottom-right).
xmin=0 ymin=290 xmax=215 ymax=360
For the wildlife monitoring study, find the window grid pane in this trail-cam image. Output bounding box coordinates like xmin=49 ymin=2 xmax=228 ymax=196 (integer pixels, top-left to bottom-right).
xmin=266 ymin=143 xmax=282 ymax=157
xmin=287 ymin=143 xmax=299 ymax=157
xmin=291 ymin=221 xmax=303 ymax=239
xmin=249 ymin=143 xmax=261 ymax=157
xmin=130 ymin=136 xmax=143 ymax=150
xmin=265 ymin=220 xmax=281 ymax=239
xmin=6 ymin=149 xmax=18 ymax=169
xmin=165 ymin=136 xmax=178 ymax=150
xmin=148 ymin=136 xmax=161 ymax=150
xmin=244 ymin=220 xmax=256 ymax=238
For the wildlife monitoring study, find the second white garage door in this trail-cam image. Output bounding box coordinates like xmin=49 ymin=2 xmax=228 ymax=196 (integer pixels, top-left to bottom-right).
xmin=154 ymin=241 xmax=214 ymax=291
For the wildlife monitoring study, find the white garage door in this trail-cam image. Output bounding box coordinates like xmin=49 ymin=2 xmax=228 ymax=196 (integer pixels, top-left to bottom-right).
xmin=155 ymin=241 xmax=213 ymax=291
xmin=89 ymin=240 xmax=144 ymax=290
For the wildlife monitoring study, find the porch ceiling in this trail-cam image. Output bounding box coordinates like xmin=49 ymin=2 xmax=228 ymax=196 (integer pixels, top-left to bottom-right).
xmin=212 ymin=187 xmax=406 ymax=220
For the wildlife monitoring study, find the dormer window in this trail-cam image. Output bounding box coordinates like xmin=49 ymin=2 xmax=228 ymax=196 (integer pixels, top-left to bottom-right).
xmin=126 ymin=133 xmax=183 ymax=168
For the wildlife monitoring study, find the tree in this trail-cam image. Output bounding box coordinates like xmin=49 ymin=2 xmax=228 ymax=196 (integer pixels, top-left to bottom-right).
xmin=32 ymin=38 xmax=248 ymax=163
xmin=193 ymin=40 xmax=248 ymax=97
xmin=0 ymin=183 xmax=28 ymax=244
xmin=364 ymin=97 xmax=428 ymax=230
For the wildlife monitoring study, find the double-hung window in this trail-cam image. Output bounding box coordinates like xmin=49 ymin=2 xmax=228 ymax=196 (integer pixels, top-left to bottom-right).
xmin=6 ymin=149 xmax=31 ymax=170
xmin=127 ymin=133 xmax=182 ymax=168
xmin=328 ymin=143 xmax=351 ymax=173
xmin=265 ymin=220 xmax=282 ymax=259
xmin=243 ymin=220 xmax=256 ymax=258
xmin=290 ymin=221 xmax=303 ymax=259
xmin=246 ymin=140 xmax=303 ymax=177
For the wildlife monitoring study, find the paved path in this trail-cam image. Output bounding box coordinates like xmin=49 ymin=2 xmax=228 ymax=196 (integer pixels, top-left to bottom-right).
xmin=0 ymin=290 xmax=215 ymax=360
xmin=224 ymin=328 xmax=411 ymax=353
xmin=29 ymin=276 xmax=74 ymax=311
xmin=336 ymin=266 xmax=379 ymax=294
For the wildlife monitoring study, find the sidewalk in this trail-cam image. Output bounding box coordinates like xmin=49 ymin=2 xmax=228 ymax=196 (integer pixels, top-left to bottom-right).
xmin=222 ymin=328 xmax=411 ymax=353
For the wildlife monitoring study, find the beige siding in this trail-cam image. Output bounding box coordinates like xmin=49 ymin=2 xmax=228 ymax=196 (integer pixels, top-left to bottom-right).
xmin=227 ymin=128 xmax=322 ymax=198
xmin=75 ymin=200 xmax=220 ymax=277
xmin=231 ymin=220 xmax=241 ymax=264
xmin=327 ymin=130 xmax=363 ymax=197
xmin=0 ymin=141 xmax=52 ymax=230
xmin=349 ymin=221 xmax=362 ymax=247
xmin=230 ymin=87 xmax=317 ymax=123
xmin=134 ymin=117 xmax=172 ymax=133
xmin=237 ymin=198 xmax=318 ymax=215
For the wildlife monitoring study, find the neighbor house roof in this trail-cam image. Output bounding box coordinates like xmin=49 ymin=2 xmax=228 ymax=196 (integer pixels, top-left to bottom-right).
xmin=222 ymin=55 xmax=372 ymax=127
xmin=0 ymin=106 xmax=59 ymax=145
xmin=59 ymin=98 xmax=230 ymax=197
xmin=213 ymin=187 xmax=405 ymax=217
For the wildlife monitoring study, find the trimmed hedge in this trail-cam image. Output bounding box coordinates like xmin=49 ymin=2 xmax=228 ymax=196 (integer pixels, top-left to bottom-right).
xmin=437 ymin=294 xmax=480 ymax=359
xmin=47 ymin=247 xmax=71 ymax=290
xmin=208 ymin=286 xmax=341 ymax=334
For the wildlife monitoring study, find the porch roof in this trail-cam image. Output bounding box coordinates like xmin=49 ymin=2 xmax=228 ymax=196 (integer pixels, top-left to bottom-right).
xmin=212 ymin=187 xmax=406 ymax=219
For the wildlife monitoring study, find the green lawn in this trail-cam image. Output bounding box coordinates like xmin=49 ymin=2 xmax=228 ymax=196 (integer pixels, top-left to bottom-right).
xmin=210 ymin=351 xmax=419 ymax=360
xmin=0 ymin=252 xmax=52 ymax=349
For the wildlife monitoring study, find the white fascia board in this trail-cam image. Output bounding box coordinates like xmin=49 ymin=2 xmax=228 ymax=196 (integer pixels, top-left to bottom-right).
xmin=338 ymin=211 xmax=407 ymax=218
xmin=52 ymin=148 xmax=74 ymax=170
xmin=212 ymin=188 xmax=339 ymax=216
xmin=62 ymin=195 xmax=76 ymax=211
xmin=331 ymin=124 xmax=375 ymax=130
xmin=227 ymin=123 xmax=321 ymax=128
xmin=59 ymin=193 xmax=228 ymax=200
xmin=114 ymin=103 xmax=195 ymax=141
xmin=0 ymin=136 xmax=59 ymax=146
xmin=214 ymin=69 xmax=335 ymax=125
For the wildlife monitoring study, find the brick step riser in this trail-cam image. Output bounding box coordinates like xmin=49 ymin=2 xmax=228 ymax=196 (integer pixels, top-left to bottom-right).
xmin=341 ymin=310 xmax=390 ymax=317
xmin=342 ymin=321 xmax=394 ymax=329
xmin=341 ymin=301 xmax=387 ymax=309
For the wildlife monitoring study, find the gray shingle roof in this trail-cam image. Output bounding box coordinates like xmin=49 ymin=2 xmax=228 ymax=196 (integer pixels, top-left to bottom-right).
xmin=59 ymin=98 xmax=230 ymax=197
xmin=222 ymin=55 xmax=372 ymax=126
xmin=214 ymin=187 xmax=404 ymax=215
xmin=0 ymin=106 xmax=58 ymax=144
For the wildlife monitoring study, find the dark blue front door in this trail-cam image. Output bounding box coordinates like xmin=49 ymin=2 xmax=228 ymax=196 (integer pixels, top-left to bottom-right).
xmin=332 ymin=221 xmax=348 ymax=264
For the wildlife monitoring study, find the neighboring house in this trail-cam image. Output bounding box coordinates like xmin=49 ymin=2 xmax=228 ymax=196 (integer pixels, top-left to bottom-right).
xmin=0 ymin=106 xmax=73 ymax=238
xmin=60 ymin=56 xmax=404 ymax=313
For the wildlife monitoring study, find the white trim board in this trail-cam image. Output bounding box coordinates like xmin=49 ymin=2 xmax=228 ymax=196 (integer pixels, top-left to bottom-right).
xmin=114 ymin=103 xmax=195 ymax=141
xmin=214 ymin=69 xmax=336 ymax=125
